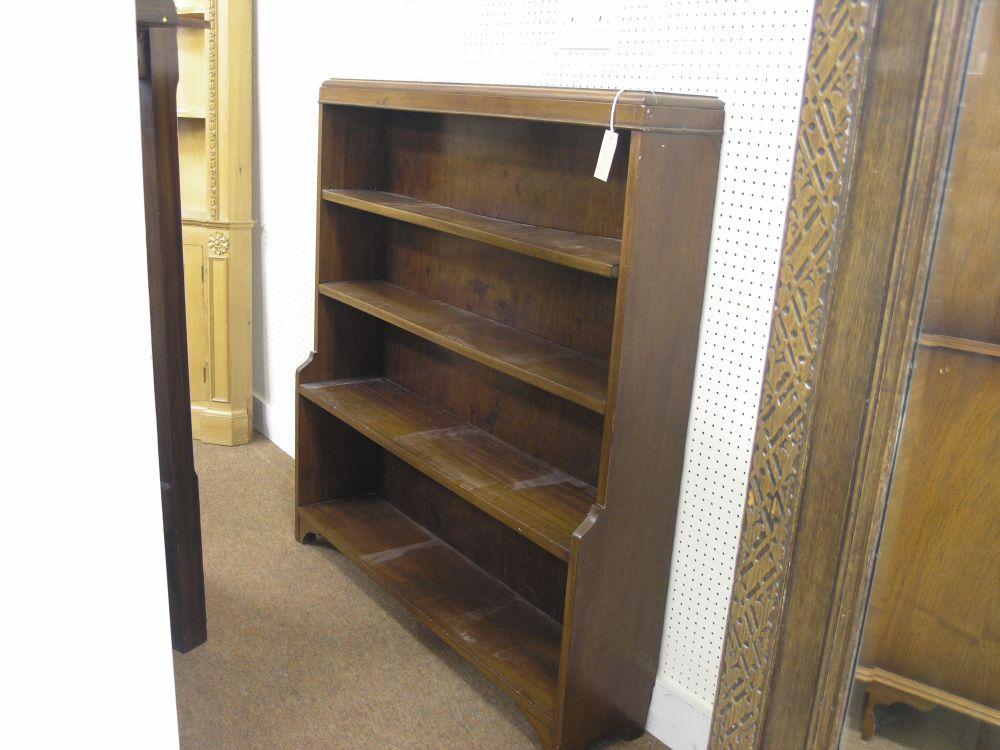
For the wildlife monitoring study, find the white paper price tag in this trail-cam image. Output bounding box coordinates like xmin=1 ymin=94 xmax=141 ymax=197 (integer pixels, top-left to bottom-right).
xmin=594 ymin=129 xmax=619 ymax=182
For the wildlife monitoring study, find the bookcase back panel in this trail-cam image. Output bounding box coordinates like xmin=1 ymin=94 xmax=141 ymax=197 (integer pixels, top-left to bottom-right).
xmin=383 ymin=112 xmax=628 ymax=238
xmin=312 ymin=301 xmax=383 ymax=379
xmin=297 ymin=399 xmax=568 ymax=622
xmin=317 ymin=203 xmax=384 ymax=283
xmin=308 ymin=296 xmax=604 ymax=486
xmin=297 ymin=397 xmax=380 ymax=505
xmin=384 ymin=222 xmax=615 ymax=359
xmin=318 ymin=106 xmax=387 ymax=190
xmin=379 ymin=453 xmax=568 ymax=623
xmin=383 ymin=329 xmax=603 ymax=486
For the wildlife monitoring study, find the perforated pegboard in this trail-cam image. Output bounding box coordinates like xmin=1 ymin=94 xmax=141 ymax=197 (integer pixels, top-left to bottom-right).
xmin=254 ymin=0 xmax=814 ymax=715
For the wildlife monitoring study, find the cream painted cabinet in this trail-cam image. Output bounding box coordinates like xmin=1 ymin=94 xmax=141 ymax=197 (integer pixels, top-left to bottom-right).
xmin=176 ymin=0 xmax=253 ymax=445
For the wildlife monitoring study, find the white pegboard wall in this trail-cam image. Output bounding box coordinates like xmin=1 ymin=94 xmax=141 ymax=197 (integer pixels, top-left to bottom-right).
xmin=253 ymin=0 xmax=813 ymax=727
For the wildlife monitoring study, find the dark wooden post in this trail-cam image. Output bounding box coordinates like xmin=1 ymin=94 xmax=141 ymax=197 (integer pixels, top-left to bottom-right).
xmin=136 ymin=0 xmax=208 ymax=653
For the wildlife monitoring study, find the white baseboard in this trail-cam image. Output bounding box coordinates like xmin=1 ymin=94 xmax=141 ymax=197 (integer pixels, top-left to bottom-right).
xmin=253 ymin=393 xmax=294 ymax=457
xmin=646 ymin=678 xmax=712 ymax=750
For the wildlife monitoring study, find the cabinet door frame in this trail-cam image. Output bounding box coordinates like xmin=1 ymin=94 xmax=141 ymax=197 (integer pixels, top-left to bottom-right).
xmin=708 ymin=1 xmax=982 ymax=747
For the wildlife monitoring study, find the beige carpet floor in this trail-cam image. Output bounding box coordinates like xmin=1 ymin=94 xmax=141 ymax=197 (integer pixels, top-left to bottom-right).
xmin=173 ymin=434 xmax=669 ymax=750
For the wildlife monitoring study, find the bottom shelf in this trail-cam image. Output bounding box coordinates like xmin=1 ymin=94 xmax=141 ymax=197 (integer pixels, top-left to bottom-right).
xmin=855 ymin=665 xmax=1000 ymax=727
xmin=298 ymin=494 xmax=562 ymax=724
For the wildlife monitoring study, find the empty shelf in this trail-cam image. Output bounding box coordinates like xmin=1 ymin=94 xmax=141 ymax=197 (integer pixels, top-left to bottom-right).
xmin=299 ymin=377 xmax=596 ymax=560
xmin=319 ymin=280 xmax=608 ymax=414
xmin=299 ymin=494 xmax=561 ymax=722
xmin=322 ymin=189 xmax=621 ymax=277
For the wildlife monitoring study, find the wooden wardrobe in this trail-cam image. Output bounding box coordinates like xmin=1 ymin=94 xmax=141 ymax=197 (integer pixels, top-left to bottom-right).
xmin=857 ymin=1 xmax=999 ymax=736
xmin=294 ymin=80 xmax=723 ymax=749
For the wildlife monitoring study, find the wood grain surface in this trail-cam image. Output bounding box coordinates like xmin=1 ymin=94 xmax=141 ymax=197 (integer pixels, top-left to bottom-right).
xmin=857 ymin=6 xmax=1000 ymax=728
xmin=300 ymin=377 xmax=595 ymax=560
xmin=298 ymin=81 xmax=722 ymax=749
xmin=319 ymin=280 xmax=609 ymax=413
xmin=298 ymin=494 xmax=562 ymax=724
xmin=323 ymin=189 xmax=621 ymax=277
xmin=137 ymin=6 xmax=206 ymax=653
xmin=318 ymin=79 xmax=724 ymax=134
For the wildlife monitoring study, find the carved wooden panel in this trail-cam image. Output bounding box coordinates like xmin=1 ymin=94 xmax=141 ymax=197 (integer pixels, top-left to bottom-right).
xmin=709 ymin=1 xmax=875 ymax=747
xmin=207 ymin=0 xmax=220 ymax=220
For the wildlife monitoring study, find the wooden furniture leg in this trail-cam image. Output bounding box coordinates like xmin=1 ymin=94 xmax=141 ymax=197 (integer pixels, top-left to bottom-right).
xmin=860 ymin=679 xmax=936 ymax=740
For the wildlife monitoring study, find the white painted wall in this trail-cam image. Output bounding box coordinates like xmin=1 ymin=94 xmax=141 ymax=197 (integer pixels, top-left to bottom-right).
xmin=253 ymin=3 xmax=812 ymax=748
xmin=2 ymin=6 xmax=180 ymax=747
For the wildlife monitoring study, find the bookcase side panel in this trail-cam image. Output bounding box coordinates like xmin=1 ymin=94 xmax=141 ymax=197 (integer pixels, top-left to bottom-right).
xmin=557 ymin=130 xmax=722 ymax=748
xmin=304 ymin=105 xmax=386 ymax=382
xmin=296 ymin=106 xmax=388 ymax=524
xmin=295 ymin=396 xmax=379 ymax=516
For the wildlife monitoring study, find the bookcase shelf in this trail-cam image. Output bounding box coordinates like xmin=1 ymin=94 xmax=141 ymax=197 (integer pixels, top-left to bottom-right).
xmin=299 ymin=494 xmax=561 ymax=722
xmin=318 ymin=280 xmax=608 ymax=413
xmin=300 ymin=377 xmax=594 ymax=559
xmin=322 ymin=189 xmax=621 ymax=277
xmin=297 ymin=80 xmax=723 ymax=750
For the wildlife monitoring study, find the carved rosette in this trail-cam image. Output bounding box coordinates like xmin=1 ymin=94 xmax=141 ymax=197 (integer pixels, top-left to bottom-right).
xmin=208 ymin=232 xmax=230 ymax=258
xmin=710 ymin=1 xmax=874 ymax=747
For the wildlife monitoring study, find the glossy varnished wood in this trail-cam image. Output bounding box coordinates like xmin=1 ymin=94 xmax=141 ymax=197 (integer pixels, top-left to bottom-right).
xmin=322 ymin=189 xmax=621 ymax=277
xmin=298 ymin=495 xmax=562 ymax=724
xmin=318 ymin=280 xmax=609 ymax=413
xmin=299 ymin=377 xmax=595 ymax=560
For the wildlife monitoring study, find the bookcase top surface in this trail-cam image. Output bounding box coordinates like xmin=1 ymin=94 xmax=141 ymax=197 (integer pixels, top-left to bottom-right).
xmin=318 ymin=79 xmax=724 ymax=134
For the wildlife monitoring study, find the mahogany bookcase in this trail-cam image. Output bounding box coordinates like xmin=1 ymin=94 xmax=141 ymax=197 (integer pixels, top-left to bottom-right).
xmin=295 ymin=79 xmax=723 ymax=749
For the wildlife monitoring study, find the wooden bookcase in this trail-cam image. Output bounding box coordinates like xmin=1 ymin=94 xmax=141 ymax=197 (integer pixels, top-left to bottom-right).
xmin=296 ymin=80 xmax=723 ymax=749
xmin=175 ymin=0 xmax=254 ymax=445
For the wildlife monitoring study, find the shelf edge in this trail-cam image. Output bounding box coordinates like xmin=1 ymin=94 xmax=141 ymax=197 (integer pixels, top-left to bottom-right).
xmin=298 ymin=497 xmax=559 ymax=725
xmin=322 ymin=189 xmax=620 ymax=278
xmin=298 ymin=380 xmax=592 ymax=561
xmin=319 ymin=281 xmax=609 ymax=415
